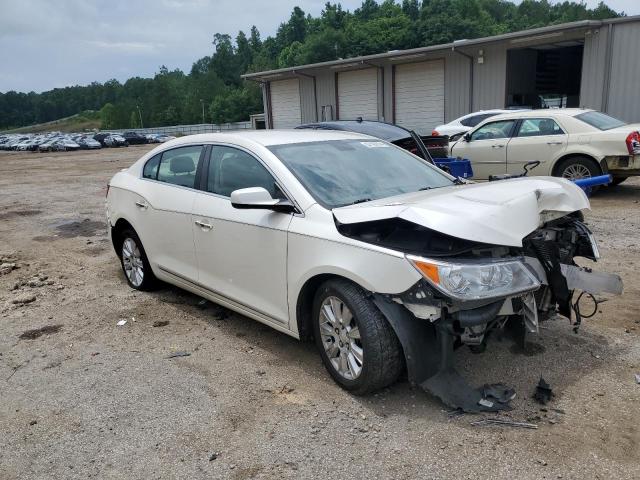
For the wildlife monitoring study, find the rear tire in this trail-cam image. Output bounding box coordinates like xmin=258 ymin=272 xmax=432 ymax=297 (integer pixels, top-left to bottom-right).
xmin=312 ymin=279 xmax=404 ymax=395
xmin=118 ymin=229 xmax=157 ymax=291
xmin=554 ymin=156 xmax=600 ymax=181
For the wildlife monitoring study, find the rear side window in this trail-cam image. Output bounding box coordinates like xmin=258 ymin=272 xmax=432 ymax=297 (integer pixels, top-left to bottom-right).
xmin=207 ymin=146 xmax=284 ymax=199
xmin=516 ymin=118 xmax=564 ymax=137
xmin=156 ymin=145 xmax=203 ymax=188
xmin=142 ymin=154 xmax=161 ymax=179
xmin=575 ymin=111 xmax=626 ymax=131
xmin=461 ymin=113 xmax=496 ymax=128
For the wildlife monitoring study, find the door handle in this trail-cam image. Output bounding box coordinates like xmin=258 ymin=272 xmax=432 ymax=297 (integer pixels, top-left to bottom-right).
xmin=491 ymin=144 xmax=505 ymax=148
xmin=546 ymin=141 xmax=563 ymax=145
xmin=195 ymin=220 xmax=213 ymax=230
xmin=135 ymin=201 xmax=148 ymax=209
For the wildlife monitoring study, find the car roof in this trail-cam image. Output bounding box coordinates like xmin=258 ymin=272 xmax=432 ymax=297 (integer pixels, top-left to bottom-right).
xmin=159 ymin=129 xmax=375 ymax=148
xmin=486 ymin=108 xmax=593 ymax=121
xmin=297 ymin=120 xmax=411 ymax=142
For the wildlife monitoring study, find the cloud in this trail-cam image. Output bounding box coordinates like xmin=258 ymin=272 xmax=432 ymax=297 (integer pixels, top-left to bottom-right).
xmin=0 ymin=0 xmax=636 ymax=93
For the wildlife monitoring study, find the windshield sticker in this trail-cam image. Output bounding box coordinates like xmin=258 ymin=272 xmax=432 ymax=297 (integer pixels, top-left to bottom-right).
xmin=360 ymin=141 xmax=389 ymax=148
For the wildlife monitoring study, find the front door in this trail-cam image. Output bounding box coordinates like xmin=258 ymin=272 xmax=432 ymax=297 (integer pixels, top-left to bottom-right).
xmin=192 ymin=145 xmax=293 ymax=324
xmin=506 ymin=118 xmax=568 ymax=176
xmin=451 ymin=119 xmax=517 ymax=179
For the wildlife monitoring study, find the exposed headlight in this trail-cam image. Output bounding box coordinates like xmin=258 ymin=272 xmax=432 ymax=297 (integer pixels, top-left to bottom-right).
xmin=406 ymin=255 xmax=540 ymax=302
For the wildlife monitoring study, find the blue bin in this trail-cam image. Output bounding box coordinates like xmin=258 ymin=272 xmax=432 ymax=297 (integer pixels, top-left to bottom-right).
xmin=433 ymin=157 xmax=474 ymax=179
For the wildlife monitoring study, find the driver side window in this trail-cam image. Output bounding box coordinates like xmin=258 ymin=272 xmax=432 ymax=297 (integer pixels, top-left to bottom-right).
xmin=207 ymin=146 xmax=285 ymax=199
xmin=470 ymin=120 xmax=516 ymax=141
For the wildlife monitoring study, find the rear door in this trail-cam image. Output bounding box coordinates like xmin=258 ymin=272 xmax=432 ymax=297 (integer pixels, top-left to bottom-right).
xmin=134 ymin=145 xmax=205 ymax=281
xmin=451 ymin=119 xmax=517 ymax=179
xmin=191 ymin=145 xmax=293 ymax=325
xmin=506 ymin=118 xmax=568 ymax=176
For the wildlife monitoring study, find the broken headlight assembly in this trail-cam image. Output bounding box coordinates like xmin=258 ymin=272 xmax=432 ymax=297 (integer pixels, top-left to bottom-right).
xmin=406 ymin=255 xmax=540 ymax=302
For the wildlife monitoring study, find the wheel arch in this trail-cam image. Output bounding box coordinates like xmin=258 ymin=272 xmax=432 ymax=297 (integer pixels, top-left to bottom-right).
xmin=551 ymin=152 xmax=604 ymax=177
xmin=295 ymin=273 xmax=372 ymax=342
xmin=110 ymin=217 xmax=136 ymax=257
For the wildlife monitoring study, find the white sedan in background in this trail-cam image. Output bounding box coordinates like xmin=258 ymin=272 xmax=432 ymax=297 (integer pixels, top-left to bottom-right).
xmin=106 ymin=130 xmax=621 ymax=412
xmin=432 ymin=109 xmax=522 ymax=139
xmin=450 ymin=109 xmax=640 ymax=183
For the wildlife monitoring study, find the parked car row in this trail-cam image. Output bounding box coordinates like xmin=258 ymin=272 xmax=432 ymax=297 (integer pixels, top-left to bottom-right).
xmin=0 ymin=131 xmax=175 ymax=152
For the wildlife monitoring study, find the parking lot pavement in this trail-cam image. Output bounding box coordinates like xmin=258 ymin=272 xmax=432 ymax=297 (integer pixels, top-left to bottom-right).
xmin=1 ymin=147 xmax=639 ymax=479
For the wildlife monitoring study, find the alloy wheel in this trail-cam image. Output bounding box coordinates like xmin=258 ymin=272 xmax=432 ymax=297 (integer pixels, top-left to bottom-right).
xmin=122 ymin=237 xmax=144 ymax=287
xmin=562 ymin=163 xmax=592 ymax=180
xmin=318 ymin=296 xmax=363 ymax=380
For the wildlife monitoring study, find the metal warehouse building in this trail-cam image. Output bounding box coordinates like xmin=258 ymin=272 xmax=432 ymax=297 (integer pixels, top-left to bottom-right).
xmin=243 ymin=16 xmax=640 ymax=133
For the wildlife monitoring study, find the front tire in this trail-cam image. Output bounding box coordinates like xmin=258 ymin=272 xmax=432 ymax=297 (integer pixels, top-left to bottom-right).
xmin=119 ymin=229 xmax=156 ymax=291
xmin=312 ymin=279 xmax=404 ymax=395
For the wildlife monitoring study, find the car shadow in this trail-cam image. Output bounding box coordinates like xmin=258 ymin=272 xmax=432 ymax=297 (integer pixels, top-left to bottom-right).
xmin=146 ymin=282 xmax=623 ymax=420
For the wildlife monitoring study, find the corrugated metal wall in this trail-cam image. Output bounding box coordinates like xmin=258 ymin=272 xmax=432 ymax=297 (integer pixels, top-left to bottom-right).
xmin=472 ymin=43 xmax=508 ymax=110
xmin=606 ymin=22 xmax=640 ymax=122
xmin=315 ymin=71 xmax=336 ymax=121
xmin=445 ymin=53 xmax=471 ymax=122
xmin=299 ymin=76 xmax=317 ymax=123
xmin=580 ymin=28 xmax=609 ymax=111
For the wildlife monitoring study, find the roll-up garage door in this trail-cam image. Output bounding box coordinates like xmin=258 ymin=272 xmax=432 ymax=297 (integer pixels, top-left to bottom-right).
xmin=394 ymin=60 xmax=444 ymax=134
xmin=270 ymin=79 xmax=301 ymax=128
xmin=337 ymin=68 xmax=378 ymax=120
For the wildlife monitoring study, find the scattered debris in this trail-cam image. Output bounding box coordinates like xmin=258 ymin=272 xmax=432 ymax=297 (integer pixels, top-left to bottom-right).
xmin=0 ymin=262 xmax=17 ymax=275
xmin=209 ymin=452 xmax=219 ymax=461
xmin=91 ymin=352 xmax=100 ymax=357
xmin=634 ymin=374 xmax=640 ymax=384
xmin=533 ymin=377 xmax=554 ymax=405
xmin=11 ymin=293 xmax=36 ymax=305
xmin=29 ymin=420 xmax=37 ymax=426
xmin=279 ymin=385 xmax=295 ymax=394
xmin=470 ymin=418 xmax=538 ymax=429
xmin=153 ymin=320 xmax=169 ymax=328
xmin=116 ymin=319 xmax=127 ymax=326
xmin=19 ymin=324 xmax=62 ymax=340
xmin=166 ymin=351 xmax=191 ymax=359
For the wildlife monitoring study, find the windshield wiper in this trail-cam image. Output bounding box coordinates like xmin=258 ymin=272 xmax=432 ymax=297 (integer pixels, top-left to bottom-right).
xmin=348 ymin=198 xmax=372 ymax=205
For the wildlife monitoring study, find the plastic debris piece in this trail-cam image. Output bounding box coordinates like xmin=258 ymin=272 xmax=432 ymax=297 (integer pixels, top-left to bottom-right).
xmin=116 ymin=319 xmax=127 ymax=326
xmin=533 ymin=377 xmax=553 ymax=405
xmin=166 ymin=351 xmax=191 ymax=359
xmin=478 ymin=398 xmax=494 ymax=408
xmin=635 ymin=374 xmax=640 ymax=384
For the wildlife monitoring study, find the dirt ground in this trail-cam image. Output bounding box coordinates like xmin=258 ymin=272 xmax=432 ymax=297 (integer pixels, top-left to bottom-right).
xmin=0 ymin=146 xmax=639 ymax=479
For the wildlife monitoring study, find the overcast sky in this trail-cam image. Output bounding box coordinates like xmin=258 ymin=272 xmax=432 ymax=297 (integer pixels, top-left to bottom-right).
xmin=1 ymin=0 xmax=638 ymax=93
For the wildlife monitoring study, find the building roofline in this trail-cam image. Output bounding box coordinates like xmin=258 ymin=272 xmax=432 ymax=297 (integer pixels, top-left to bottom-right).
xmin=242 ymin=15 xmax=640 ymax=80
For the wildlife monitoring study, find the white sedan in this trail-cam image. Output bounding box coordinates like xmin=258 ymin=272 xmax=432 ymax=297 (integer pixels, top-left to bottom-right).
xmin=432 ymin=109 xmax=521 ymax=138
xmin=106 ymin=131 xmax=621 ymax=412
xmin=450 ymin=109 xmax=640 ymax=182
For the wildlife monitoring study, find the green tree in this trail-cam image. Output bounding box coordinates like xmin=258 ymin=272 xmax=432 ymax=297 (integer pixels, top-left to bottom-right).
xmin=100 ymin=103 xmax=116 ymax=129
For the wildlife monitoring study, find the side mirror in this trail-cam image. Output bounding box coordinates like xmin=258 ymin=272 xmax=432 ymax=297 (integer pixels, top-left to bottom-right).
xmin=463 ymin=133 xmax=472 ymax=142
xmin=230 ymin=187 xmax=296 ymax=214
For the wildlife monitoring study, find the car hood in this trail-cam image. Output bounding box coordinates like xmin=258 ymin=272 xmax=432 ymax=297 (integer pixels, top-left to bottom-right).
xmin=332 ymin=176 xmax=589 ymax=247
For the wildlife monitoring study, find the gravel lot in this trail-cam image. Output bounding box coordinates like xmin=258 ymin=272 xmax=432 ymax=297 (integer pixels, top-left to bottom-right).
xmin=1 ymin=146 xmax=639 ymax=479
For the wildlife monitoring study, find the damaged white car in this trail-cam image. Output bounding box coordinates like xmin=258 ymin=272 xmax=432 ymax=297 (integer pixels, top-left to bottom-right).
xmin=106 ymin=131 xmax=622 ymax=412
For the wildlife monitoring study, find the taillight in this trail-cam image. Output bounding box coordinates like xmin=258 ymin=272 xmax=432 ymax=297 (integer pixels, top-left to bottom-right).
xmin=626 ymin=131 xmax=640 ymax=155
xmin=431 ymin=130 xmax=439 ymax=136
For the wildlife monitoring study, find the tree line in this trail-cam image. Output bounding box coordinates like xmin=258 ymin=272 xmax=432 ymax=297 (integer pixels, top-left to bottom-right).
xmin=0 ymin=0 xmax=621 ymax=130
